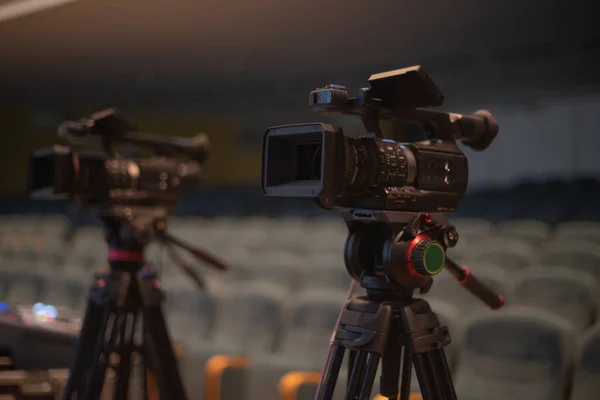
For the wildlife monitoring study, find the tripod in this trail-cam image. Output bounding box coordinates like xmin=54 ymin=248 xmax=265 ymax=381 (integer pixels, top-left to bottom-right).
xmin=316 ymin=210 xmax=504 ymax=400
xmin=62 ymin=215 xmax=227 ymax=400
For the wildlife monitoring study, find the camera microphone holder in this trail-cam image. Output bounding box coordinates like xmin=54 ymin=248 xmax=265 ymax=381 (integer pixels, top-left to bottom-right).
xmin=315 ymin=210 xmax=504 ymax=400
xmin=62 ymin=214 xmax=227 ymax=400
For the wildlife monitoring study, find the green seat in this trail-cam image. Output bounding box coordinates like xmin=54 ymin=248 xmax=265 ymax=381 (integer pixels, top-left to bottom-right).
xmin=537 ymin=240 xmax=600 ymax=282
xmin=512 ymin=267 xmax=597 ymax=331
xmin=248 ymin=288 xmax=346 ymax=400
xmin=454 ymin=306 xmax=576 ymax=400
xmin=571 ymin=324 xmax=600 ymax=400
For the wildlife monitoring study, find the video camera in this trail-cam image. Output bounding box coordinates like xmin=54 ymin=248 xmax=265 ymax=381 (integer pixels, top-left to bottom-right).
xmin=261 ymin=65 xmax=498 ymax=212
xmin=29 ymin=109 xmax=210 ymax=216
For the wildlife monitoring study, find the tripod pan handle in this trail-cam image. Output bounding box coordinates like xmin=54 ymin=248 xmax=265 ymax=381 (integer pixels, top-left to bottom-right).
xmin=444 ymin=257 xmax=504 ymax=310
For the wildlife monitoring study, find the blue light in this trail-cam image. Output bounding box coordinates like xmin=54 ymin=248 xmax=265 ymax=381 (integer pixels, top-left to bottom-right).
xmin=44 ymin=305 xmax=58 ymax=320
xmin=0 ymin=302 xmax=8 ymax=313
xmin=32 ymin=302 xmax=45 ymax=314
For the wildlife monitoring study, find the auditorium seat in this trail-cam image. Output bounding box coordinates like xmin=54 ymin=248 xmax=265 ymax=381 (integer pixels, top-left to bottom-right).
xmin=0 ymin=269 xmax=9 ymax=300
xmin=2 ymin=270 xmax=45 ymax=306
xmin=469 ymin=238 xmax=536 ymax=271
xmin=39 ymin=277 xmax=86 ymax=312
xmin=512 ymin=267 xmax=597 ymax=331
xmin=453 ymin=306 xmax=576 ymax=400
xmin=571 ymin=323 xmax=600 ymax=399
xmin=301 ymin=265 xmax=352 ymax=292
xmin=447 ymin=218 xmax=494 ymax=238
xmin=247 ymin=289 xmax=346 ymax=400
xmin=178 ymin=282 xmax=287 ymax=400
xmin=425 ymin=265 xmax=512 ymax=316
xmin=0 ymin=233 xmax=24 ymax=261
xmin=537 ymin=240 xmax=600 ymax=283
xmin=164 ymin=288 xmax=216 ymax=347
xmin=494 ymin=219 xmax=552 ymax=245
xmin=245 ymin=263 xmax=303 ymax=291
xmin=554 ymin=221 xmax=600 ymax=243
xmin=69 ymin=246 xmax=107 ymax=271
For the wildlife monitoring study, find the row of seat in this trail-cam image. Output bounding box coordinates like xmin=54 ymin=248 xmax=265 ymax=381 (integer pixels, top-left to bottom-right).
xmin=161 ymin=277 xmax=600 ymax=399
xmin=2 ymin=217 xmax=600 ymax=261
xmin=425 ymin=265 xmax=600 ymax=332
xmin=173 ymin=295 xmax=600 ymax=400
xmin=2 ymin=237 xmax=600 ymax=332
xmin=2 ymin=230 xmax=600 ymax=282
xmin=3 ymin=253 xmax=598 ymax=335
xmin=2 ymin=269 xmax=598 ymax=400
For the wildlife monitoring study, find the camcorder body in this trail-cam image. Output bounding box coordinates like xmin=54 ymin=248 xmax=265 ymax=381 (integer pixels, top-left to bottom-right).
xmin=29 ymin=109 xmax=209 ymax=216
xmin=261 ymin=66 xmax=498 ymax=213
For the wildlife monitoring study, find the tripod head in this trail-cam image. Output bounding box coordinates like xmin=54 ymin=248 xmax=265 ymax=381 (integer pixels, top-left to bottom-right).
xmin=28 ymin=109 xmax=227 ymax=289
xmin=102 ymin=211 xmax=227 ymax=290
xmin=342 ymin=209 xmax=504 ymax=309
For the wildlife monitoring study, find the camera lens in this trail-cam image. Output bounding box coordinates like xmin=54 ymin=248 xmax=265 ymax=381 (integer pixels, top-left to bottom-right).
xmin=296 ymin=143 xmax=322 ymax=181
xmin=311 ymin=145 xmax=322 ymax=180
xmin=342 ymin=138 xmax=415 ymax=194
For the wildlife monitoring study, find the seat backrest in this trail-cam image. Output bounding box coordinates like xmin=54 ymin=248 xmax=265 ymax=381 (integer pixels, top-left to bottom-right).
xmin=426 ymin=266 xmax=512 ymax=315
xmin=513 ymin=267 xmax=597 ymax=331
xmin=448 ymin=218 xmax=494 ymax=237
xmin=247 ymin=262 xmax=302 ymax=291
xmin=163 ymin=287 xmax=215 ymax=344
xmin=554 ymin=221 xmax=600 ymax=243
xmin=279 ymin=289 xmax=347 ymax=365
xmin=537 ymin=240 xmax=600 ymax=282
xmin=4 ymin=271 xmax=46 ymax=305
xmin=494 ymin=219 xmax=552 ymax=244
xmin=454 ymin=306 xmax=576 ymax=400
xmin=471 ymin=238 xmax=537 ymax=270
xmin=0 ymin=269 xmax=10 ymax=300
xmin=301 ymin=265 xmax=353 ymax=292
xmin=571 ymin=324 xmax=600 ymax=400
xmin=40 ymin=278 xmax=86 ymax=310
xmin=211 ymin=282 xmax=288 ymax=353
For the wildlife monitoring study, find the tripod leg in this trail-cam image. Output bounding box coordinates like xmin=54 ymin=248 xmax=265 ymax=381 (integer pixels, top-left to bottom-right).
xmin=345 ymin=350 xmax=368 ymax=400
xmin=320 ymin=298 xmax=393 ymax=400
xmin=318 ymin=344 xmax=346 ymax=400
xmin=83 ymin=310 xmax=120 ymax=400
xmin=138 ymin=275 xmax=187 ymax=400
xmin=379 ymin=321 xmax=401 ymax=400
xmin=114 ymin=313 xmax=135 ymax=400
xmin=400 ymin=299 xmax=456 ymax=400
xmin=398 ymin=347 xmax=412 ymax=400
xmin=63 ymin=296 xmax=105 ymax=399
xmin=136 ymin=314 xmax=149 ymax=400
xmin=357 ymin=352 xmax=380 ymax=400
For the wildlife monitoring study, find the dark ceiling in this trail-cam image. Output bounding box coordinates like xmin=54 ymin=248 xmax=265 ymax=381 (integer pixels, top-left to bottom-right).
xmin=0 ymin=0 xmax=598 ymax=110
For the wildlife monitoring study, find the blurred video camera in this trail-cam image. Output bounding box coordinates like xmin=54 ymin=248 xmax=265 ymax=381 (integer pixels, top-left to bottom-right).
xmin=29 ymin=109 xmax=210 ymax=216
xmin=261 ymin=65 xmax=498 ymax=212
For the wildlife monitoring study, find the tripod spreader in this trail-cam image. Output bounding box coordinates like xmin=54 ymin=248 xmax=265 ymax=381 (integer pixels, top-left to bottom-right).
xmin=444 ymin=258 xmax=504 ymax=310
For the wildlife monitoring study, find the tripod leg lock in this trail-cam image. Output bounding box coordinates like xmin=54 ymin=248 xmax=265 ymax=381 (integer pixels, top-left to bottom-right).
xmin=89 ymin=271 xmax=126 ymax=306
xmin=401 ymin=298 xmax=451 ymax=354
xmin=335 ymin=297 xmax=394 ymax=354
xmin=410 ymin=326 xmax=451 ymax=353
xmin=137 ymin=273 xmax=165 ymax=307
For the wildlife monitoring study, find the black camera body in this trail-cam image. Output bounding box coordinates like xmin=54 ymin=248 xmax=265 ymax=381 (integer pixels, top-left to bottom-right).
xmin=261 ymin=65 xmax=498 ymax=213
xmin=29 ymin=109 xmax=209 ymax=216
